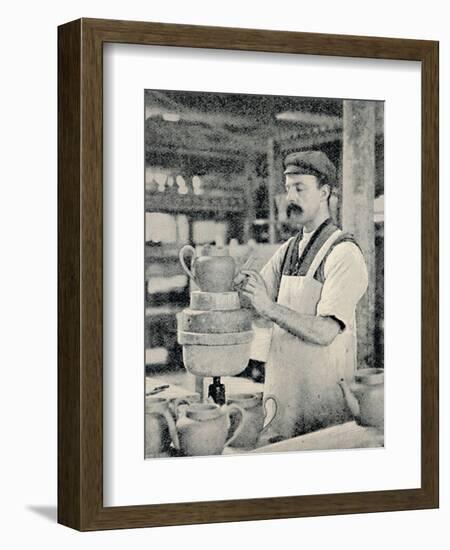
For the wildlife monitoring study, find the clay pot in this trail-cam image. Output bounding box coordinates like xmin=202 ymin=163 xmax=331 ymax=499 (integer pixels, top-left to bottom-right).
xmin=176 ymin=402 xmax=244 ymax=456
xmin=145 ymin=397 xmax=180 ymax=458
xmin=338 ymin=368 xmax=384 ymax=429
xmin=179 ymin=244 xmax=236 ymax=293
xmin=189 ymin=291 xmax=241 ymax=311
xmin=226 ymin=393 xmax=265 ymax=449
xmin=178 ymin=308 xmax=252 ymax=334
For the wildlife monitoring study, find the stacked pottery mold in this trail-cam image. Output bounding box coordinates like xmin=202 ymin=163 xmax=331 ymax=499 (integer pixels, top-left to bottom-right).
xmin=177 ymin=287 xmax=254 ymax=378
xmin=177 ymin=290 xmax=253 ymax=377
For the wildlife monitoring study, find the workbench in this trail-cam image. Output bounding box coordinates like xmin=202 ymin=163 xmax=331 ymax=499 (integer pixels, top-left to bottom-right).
xmin=251 ymin=421 xmax=383 ymax=453
xmin=146 ymin=376 xmax=383 ymax=456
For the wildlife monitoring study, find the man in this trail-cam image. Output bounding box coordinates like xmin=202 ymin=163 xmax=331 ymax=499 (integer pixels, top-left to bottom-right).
xmin=240 ymin=150 xmax=368 ymax=441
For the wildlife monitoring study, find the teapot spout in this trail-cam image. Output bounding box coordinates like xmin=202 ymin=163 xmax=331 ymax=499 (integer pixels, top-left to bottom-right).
xmin=338 ymin=378 xmax=360 ymax=420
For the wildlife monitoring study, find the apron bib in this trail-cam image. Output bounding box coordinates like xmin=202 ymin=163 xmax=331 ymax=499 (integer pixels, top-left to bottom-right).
xmin=263 ymin=229 xmax=355 ymax=439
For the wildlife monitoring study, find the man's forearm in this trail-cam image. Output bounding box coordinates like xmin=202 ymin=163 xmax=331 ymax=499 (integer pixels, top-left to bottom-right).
xmin=264 ymin=302 xmax=340 ymax=346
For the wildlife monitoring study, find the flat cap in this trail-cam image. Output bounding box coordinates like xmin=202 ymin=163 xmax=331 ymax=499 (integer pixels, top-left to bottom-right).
xmin=283 ymin=150 xmax=336 ymax=186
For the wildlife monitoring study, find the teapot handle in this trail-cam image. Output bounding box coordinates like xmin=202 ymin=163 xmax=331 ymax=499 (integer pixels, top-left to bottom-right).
xmin=224 ymin=404 xmax=245 ymax=447
xmin=179 ymin=245 xmax=197 ymax=284
xmin=161 ymin=409 xmax=180 ymax=450
xmin=259 ymin=394 xmax=278 ymax=435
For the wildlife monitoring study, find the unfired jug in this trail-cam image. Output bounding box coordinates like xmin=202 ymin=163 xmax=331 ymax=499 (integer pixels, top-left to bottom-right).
xmin=175 ymin=402 xmax=244 ymax=456
xmin=179 ymin=244 xmax=236 ymax=292
xmin=145 ymin=397 xmax=180 ymax=457
xmin=226 ymin=393 xmax=265 ymax=449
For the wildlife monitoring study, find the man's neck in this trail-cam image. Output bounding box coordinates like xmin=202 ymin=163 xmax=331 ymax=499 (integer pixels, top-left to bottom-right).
xmin=303 ymin=211 xmax=330 ymax=233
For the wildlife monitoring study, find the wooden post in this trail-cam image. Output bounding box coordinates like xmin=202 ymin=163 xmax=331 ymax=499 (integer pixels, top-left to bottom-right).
xmin=334 ymin=141 xmax=343 ymax=226
xmin=342 ymin=100 xmax=376 ymax=368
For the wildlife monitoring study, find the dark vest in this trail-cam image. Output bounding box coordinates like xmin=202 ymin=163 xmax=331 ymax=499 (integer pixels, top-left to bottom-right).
xmin=278 ymin=218 xmax=360 ymax=299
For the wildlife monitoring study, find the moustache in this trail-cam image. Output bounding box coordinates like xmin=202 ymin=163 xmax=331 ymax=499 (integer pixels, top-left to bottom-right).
xmin=286 ymin=203 xmax=304 ymax=217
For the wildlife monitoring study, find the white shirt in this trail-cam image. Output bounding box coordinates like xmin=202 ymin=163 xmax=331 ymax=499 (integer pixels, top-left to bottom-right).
xmin=297 ymin=228 xmax=315 ymax=257
xmin=260 ymin=233 xmax=368 ymax=332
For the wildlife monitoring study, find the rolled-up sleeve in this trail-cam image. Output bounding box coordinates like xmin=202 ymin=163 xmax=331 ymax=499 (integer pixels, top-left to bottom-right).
xmin=316 ymin=242 xmax=368 ymax=331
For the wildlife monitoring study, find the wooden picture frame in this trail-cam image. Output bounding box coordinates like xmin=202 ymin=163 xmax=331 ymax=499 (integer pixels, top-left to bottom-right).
xmin=58 ymin=18 xmax=439 ymax=531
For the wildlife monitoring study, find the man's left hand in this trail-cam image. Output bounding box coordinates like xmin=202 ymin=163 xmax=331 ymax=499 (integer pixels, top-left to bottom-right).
xmin=240 ymin=271 xmax=274 ymax=318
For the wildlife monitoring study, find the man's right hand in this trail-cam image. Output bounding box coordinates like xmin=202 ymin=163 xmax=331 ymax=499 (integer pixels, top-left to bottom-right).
xmin=232 ymin=271 xmax=248 ymax=290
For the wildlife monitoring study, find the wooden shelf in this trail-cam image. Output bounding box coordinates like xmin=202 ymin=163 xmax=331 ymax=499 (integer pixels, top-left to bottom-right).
xmin=145 ymin=193 xmax=246 ymax=213
xmin=145 ymin=305 xmax=183 ymax=317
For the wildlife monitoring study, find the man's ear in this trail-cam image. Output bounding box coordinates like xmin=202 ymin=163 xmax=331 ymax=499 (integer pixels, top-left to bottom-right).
xmin=320 ymin=183 xmax=331 ymax=202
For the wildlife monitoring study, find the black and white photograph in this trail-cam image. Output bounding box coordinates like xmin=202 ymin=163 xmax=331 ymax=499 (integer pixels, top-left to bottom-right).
xmin=3 ymin=0 xmax=443 ymax=543
xmin=144 ymin=89 xmax=385 ymax=458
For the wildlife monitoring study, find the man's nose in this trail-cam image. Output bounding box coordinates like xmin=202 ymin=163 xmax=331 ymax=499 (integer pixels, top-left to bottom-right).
xmin=286 ymin=187 xmax=296 ymax=202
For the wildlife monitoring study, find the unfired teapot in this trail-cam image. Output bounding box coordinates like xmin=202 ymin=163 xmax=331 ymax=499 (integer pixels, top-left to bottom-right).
xmin=175 ymin=402 xmax=244 ymax=456
xmin=179 ymin=244 xmax=236 ymax=293
xmin=338 ymin=368 xmax=384 ymax=429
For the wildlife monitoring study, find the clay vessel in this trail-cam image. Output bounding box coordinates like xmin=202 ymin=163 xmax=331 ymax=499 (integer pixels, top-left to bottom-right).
xmin=175 ymin=402 xmax=244 ymax=456
xmin=179 ymin=244 xmax=236 ymax=292
xmin=145 ymin=397 xmax=180 ymax=457
xmin=338 ymin=368 xmax=384 ymax=429
xmin=226 ymin=393 xmax=265 ymax=448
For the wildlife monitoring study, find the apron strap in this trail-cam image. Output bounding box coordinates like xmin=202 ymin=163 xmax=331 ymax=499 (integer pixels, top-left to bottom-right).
xmin=305 ymin=228 xmax=343 ymax=279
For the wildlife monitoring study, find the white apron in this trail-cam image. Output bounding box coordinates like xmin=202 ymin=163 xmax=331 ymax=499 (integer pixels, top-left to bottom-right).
xmin=262 ymin=229 xmax=356 ymax=439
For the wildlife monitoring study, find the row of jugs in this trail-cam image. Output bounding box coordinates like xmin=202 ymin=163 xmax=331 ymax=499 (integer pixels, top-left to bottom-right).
xmin=146 ymin=369 xmax=385 ymax=458
xmin=145 ymin=393 xmax=277 ymax=457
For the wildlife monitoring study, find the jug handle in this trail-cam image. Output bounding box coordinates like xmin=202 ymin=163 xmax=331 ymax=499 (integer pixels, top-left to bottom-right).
xmin=338 ymin=378 xmax=360 ymax=421
xmin=172 ymin=398 xmax=190 ymax=419
xmin=224 ymin=404 xmax=245 ymax=447
xmin=259 ymin=394 xmax=278 ymax=435
xmin=161 ymin=408 xmax=180 ymax=450
xmin=179 ymin=245 xmax=197 ymax=284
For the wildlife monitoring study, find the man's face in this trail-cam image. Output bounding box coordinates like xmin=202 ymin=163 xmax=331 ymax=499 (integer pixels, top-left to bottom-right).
xmin=285 ymin=174 xmax=328 ymax=226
